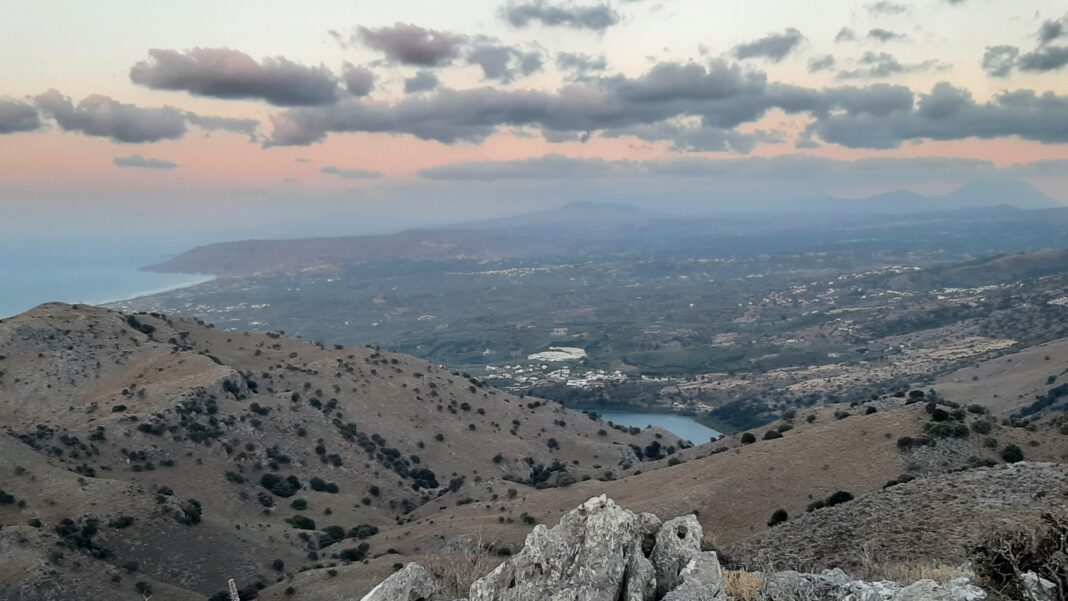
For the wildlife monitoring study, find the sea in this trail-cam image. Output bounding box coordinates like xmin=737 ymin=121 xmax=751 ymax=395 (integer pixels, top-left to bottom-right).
xmin=0 ymin=238 xmax=211 ymax=318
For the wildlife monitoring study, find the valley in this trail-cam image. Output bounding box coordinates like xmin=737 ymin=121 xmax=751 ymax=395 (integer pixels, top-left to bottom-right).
xmin=112 ymin=202 xmax=1068 ymax=432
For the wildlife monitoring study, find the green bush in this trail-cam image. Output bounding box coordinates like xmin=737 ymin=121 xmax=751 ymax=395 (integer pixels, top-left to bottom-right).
xmin=286 ymin=515 xmax=317 ymax=530
xmin=825 ymin=490 xmax=854 ymax=507
xmin=971 ymin=420 xmax=992 ymax=435
xmin=740 ymin=432 xmax=756 ymax=445
xmin=339 ymin=543 xmax=370 ymax=562
xmin=1000 ymin=444 xmax=1024 ymax=463
xmin=767 ymin=509 xmax=789 ymax=527
xmin=261 ymin=474 xmax=301 ymax=498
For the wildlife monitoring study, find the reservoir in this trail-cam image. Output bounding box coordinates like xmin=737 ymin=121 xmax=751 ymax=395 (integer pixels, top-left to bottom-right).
xmin=579 ymin=408 xmax=721 ymax=443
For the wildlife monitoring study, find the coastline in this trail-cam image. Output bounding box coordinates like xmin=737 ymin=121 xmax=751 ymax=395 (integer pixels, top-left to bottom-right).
xmin=91 ymin=273 xmax=216 ymax=307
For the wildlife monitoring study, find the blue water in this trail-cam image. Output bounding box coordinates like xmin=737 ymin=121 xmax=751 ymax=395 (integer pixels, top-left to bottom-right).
xmin=580 ymin=409 xmax=721 ymax=443
xmin=0 ymin=238 xmax=211 ymax=318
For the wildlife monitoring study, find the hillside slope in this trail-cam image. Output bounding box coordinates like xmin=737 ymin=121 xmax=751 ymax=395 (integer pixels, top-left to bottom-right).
xmin=0 ymin=303 xmax=668 ymax=599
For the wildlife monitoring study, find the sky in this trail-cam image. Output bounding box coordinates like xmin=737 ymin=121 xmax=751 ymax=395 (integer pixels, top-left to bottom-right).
xmin=2 ymin=0 xmax=1068 ymax=240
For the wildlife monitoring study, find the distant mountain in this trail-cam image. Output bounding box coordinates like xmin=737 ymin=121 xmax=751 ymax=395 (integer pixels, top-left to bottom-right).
xmin=148 ymin=202 xmax=656 ymax=276
xmin=146 ymin=229 xmax=562 ymax=276
xmin=829 ymin=177 xmax=1061 ymax=213
xmin=460 ymin=200 xmax=658 ymax=232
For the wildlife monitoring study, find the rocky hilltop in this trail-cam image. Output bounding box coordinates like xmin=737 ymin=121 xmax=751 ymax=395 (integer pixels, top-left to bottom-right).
xmin=359 ymin=495 xmax=1005 ymax=601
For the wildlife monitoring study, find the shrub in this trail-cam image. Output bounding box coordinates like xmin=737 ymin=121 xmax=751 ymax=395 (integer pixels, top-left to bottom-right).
xmin=309 ymin=477 xmax=339 ymax=494
xmin=971 ymin=420 xmax=992 ymax=435
xmin=176 ymin=499 xmax=202 ymax=525
xmin=825 ymin=491 xmax=854 ymax=507
xmin=286 ymin=515 xmax=316 ymax=530
xmin=261 ymin=474 xmax=301 ymax=498
xmin=762 ymin=430 xmax=782 ymax=441
xmin=1000 ymin=444 xmax=1024 ymax=463
xmin=767 ymin=509 xmax=789 ymax=527
xmin=740 ymin=433 xmax=756 ymax=445
xmin=291 ymin=498 xmax=307 ymax=510
xmin=924 ymin=421 xmax=969 ymax=438
xmin=971 ymin=512 xmax=1067 ymax=599
xmin=339 ymin=543 xmax=370 ymax=562
xmin=349 ymin=524 xmax=379 ymax=539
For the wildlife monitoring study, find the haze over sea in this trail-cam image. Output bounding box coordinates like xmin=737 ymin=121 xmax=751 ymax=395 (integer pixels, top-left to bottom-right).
xmin=0 ymin=237 xmax=212 ymax=318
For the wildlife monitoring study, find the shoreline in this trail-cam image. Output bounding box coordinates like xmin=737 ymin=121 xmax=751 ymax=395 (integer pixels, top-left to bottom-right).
xmin=92 ymin=273 xmax=216 ymax=307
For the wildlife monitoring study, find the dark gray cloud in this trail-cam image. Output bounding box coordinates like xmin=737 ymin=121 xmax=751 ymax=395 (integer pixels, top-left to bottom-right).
xmin=130 ymin=48 xmax=340 ymax=106
xmin=320 ymin=166 xmax=382 ymax=179
xmin=867 ymin=1 xmax=909 ymax=15
xmin=502 ymin=0 xmax=621 ymax=31
xmin=342 ymin=64 xmax=375 ymax=96
xmin=1038 ymin=15 xmax=1066 ymax=45
xmin=34 ymin=89 xmax=187 ymax=143
xmin=33 ymin=89 xmax=259 ymax=143
xmin=113 ymin=154 xmax=178 ymax=169
xmin=555 ymin=52 xmax=608 ymax=75
xmin=867 ymin=28 xmax=906 ymax=42
xmin=808 ymin=55 xmax=837 ymax=73
xmin=0 ymin=99 xmax=41 ymax=134
xmin=982 ymin=45 xmax=1020 ymax=77
xmin=265 ymin=59 xmax=1068 ymax=151
xmin=357 ymin=23 xmax=466 ymax=66
xmin=808 ymin=82 xmax=1068 ymax=148
xmin=1018 ymin=45 xmax=1068 ymax=72
xmin=837 ymin=52 xmax=944 ymax=79
xmin=981 ymin=15 xmax=1068 ymax=77
xmin=467 ymin=42 xmax=543 ymax=82
xmin=734 ymin=28 xmax=805 ymax=62
xmin=404 ymin=71 xmax=440 ymax=93
xmin=266 ymin=59 xmax=804 ymax=146
xmin=835 ymin=28 xmax=858 ymax=43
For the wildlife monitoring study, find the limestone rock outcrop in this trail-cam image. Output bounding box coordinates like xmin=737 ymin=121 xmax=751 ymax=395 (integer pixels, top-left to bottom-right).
xmin=359 ymin=496 xmax=990 ymax=601
xmin=468 ymin=494 xmax=667 ymax=601
xmin=360 ymin=563 xmax=440 ymax=601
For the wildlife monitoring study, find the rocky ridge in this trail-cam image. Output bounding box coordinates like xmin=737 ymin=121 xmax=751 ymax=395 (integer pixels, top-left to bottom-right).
xmin=360 ymin=495 xmax=991 ymax=601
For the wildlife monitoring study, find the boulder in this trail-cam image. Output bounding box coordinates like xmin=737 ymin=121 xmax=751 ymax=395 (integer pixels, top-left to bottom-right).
xmin=661 ymin=552 xmax=728 ymax=601
xmin=1021 ymin=571 xmax=1058 ymax=601
xmin=764 ymin=569 xmax=986 ymax=601
xmin=360 ymin=563 xmax=441 ymax=601
xmin=650 ymin=515 xmax=703 ymax=597
xmin=468 ymin=495 xmax=655 ymax=601
xmin=891 ymin=576 xmax=986 ymax=601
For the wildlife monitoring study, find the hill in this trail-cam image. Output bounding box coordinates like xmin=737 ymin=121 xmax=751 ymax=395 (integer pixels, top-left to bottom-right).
xmin=726 ymin=461 xmax=1068 ymax=572
xmin=144 ymin=230 xmax=559 ymax=277
xmin=0 ymin=303 xmax=668 ymax=599
xmin=2 ymin=305 xmax=1066 ymax=600
xmin=937 ymin=336 xmax=1068 ymax=419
